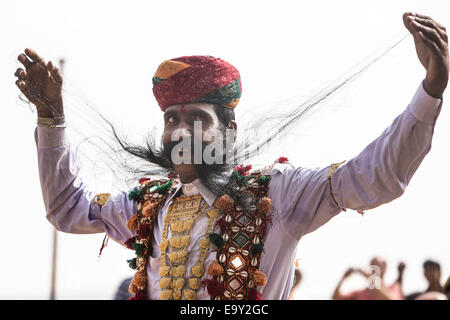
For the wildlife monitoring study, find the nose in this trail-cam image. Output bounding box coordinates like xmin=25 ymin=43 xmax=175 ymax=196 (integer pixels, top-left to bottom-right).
xmin=170 ymin=126 xmax=192 ymax=142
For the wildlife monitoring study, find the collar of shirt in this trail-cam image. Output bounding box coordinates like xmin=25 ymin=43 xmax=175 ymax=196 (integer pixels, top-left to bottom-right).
xmin=167 ymin=178 xmax=217 ymax=207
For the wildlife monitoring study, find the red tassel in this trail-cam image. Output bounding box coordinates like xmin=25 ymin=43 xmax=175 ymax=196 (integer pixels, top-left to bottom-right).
xmin=97 ymin=234 xmax=109 ymax=258
xmin=234 ymin=164 xmax=252 ymax=176
xmin=201 ymin=278 xmax=224 ymax=297
xmin=167 ymin=171 xmax=178 ymax=179
xmin=137 ymin=223 xmax=151 ymax=238
xmin=248 ymin=288 xmax=263 ymax=300
xmin=277 ymin=157 xmax=289 ymax=164
xmin=215 ymin=216 xmax=227 ymax=233
xmin=260 ymin=213 xmax=274 ymax=237
xmin=261 ymin=222 xmax=267 ymax=237
xmin=128 ymin=290 xmax=146 ymax=300
xmin=124 ymin=236 xmax=136 ymax=250
xmin=266 ymin=213 xmax=273 ymax=225
xmin=139 ymin=177 xmax=151 ymax=184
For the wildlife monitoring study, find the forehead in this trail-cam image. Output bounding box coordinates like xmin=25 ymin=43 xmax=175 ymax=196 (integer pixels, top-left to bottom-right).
xmin=165 ymin=103 xmax=216 ymax=114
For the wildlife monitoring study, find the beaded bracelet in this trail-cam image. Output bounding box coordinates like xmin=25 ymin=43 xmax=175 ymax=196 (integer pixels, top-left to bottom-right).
xmin=37 ymin=116 xmax=66 ymax=128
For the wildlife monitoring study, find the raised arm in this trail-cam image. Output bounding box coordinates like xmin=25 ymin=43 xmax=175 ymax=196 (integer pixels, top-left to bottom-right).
xmin=269 ymin=13 xmax=448 ymax=240
xmin=332 ymin=13 xmax=448 ymax=211
xmin=332 ymin=268 xmax=355 ymax=300
xmin=330 ymin=81 xmax=442 ymax=211
xmin=15 ymin=49 xmax=135 ymax=244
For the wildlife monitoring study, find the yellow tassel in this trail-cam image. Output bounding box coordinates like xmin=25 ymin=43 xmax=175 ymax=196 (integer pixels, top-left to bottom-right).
xmin=132 ymin=270 xmax=147 ymax=288
xmin=184 ymin=289 xmax=197 ymax=300
xmin=168 ymin=250 xmax=188 ymax=264
xmin=188 ymin=278 xmax=201 ymax=290
xmin=127 ymin=214 xmax=138 ymax=231
xmin=214 ymin=194 xmax=234 ymax=211
xmin=173 ymin=278 xmax=185 ymax=289
xmin=173 ymin=288 xmax=182 ymax=300
xmin=169 ymin=235 xmax=190 ymax=249
xmin=160 ymin=289 xmax=172 ymax=300
xmin=207 ymin=208 xmax=220 ymax=219
xmin=159 ymin=277 xmax=171 ymax=289
xmin=170 ymin=265 xmax=186 ymax=277
xmin=199 ymin=237 xmax=210 ymax=249
xmin=128 ymin=282 xmax=138 ymax=294
xmin=142 ymin=200 xmax=156 ymax=218
xmin=257 ymin=197 xmax=272 ymax=215
xmin=159 ymin=239 xmax=168 ymax=251
xmin=253 ymin=270 xmax=267 ymax=287
xmin=160 ymin=266 xmax=170 ymax=277
xmin=191 ymin=264 xmax=204 ymax=278
xmin=93 ymin=193 xmax=110 ymax=208
xmin=207 ymin=260 xmax=223 ymax=276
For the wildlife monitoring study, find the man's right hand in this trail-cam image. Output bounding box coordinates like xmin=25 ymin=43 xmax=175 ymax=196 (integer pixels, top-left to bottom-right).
xmin=343 ymin=268 xmax=355 ymax=279
xmin=15 ymin=48 xmax=64 ymax=118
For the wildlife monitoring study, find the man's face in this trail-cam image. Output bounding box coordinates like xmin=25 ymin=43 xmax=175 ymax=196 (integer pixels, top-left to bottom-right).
xmin=424 ymin=266 xmax=441 ymax=284
xmin=162 ymin=103 xmax=221 ymax=165
xmin=370 ymin=257 xmax=387 ymax=278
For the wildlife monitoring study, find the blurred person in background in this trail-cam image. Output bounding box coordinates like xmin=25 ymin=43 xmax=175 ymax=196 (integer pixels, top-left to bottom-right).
xmin=114 ymin=277 xmax=133 ymax=300
xmin=406 ymin=260 xmax=444 ymax=300
xmin=288 ymin=260 xmax=303 ymax=300
xmin=443 ymin=276 xmax=450 ymax=299
xmin=332 ymin=257 xmax=405 ymax=300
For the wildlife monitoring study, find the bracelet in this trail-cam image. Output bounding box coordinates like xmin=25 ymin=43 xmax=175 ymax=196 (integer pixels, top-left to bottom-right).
xmin=37 ymin=116 xmax=66 ymax=128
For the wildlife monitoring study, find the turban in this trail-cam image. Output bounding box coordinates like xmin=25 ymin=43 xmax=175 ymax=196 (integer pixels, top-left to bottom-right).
xmin=152 ymin=56 xmax=241 ymax=112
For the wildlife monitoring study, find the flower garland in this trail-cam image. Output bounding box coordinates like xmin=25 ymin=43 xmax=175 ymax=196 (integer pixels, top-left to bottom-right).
xmin=202 ymin=167 xmax=272 ymax=300
xmin=124 ymin=163 xmax=274 ymax=300
xmin=125 ymin=177 xmax=176 ymax=300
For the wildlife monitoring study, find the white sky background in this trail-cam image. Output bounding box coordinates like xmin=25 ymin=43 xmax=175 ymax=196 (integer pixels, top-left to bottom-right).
xmin=0 ymin=0 xmax=449 ymax=299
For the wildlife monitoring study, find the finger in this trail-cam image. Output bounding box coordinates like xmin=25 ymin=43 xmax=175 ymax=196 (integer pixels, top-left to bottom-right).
xmin=24 ymin=48 xmax=46 ymax=66
xmin=412 ymin=17 xmax=448 ymax=43
xmin=403 ymin=12 xmax=416 ymax=34
xmin=15 ymin=79 xmax=27 ymax=91
xmin=417 ymin=31 xmax=441 ymax=55
xmin=411 ymin=21 xmax=445 ymax=50
xmin=18 ymin=53 xmax=32 ymax=68
xmin=47 ymin=61 xmax=63 ymax=84
xmin=414 ymin=13 xmax=447 ymax=31
xmin=14 ymin=68 xmax=27 ymax=80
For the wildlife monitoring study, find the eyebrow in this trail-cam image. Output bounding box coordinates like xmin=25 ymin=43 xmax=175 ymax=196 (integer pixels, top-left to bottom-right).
xmin=164 ymin=110 xmax=178 ymax=120
xmin=189 ymin=109 xmax=213 ymax=122
xmin=164 ymin=108 xmax=214 ymax=122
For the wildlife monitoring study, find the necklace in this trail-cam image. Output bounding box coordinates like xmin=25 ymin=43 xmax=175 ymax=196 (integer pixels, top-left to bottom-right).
xmin=159 ymin=194 xmax=219 ymax=300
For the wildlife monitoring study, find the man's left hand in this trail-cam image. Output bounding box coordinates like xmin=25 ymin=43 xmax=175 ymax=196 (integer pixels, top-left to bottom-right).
xmin=403 ymin=12 xmax=449 ymax=99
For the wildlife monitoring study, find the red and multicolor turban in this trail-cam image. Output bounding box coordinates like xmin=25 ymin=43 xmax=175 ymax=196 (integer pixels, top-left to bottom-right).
xmin=152 ymin=56 xmax=241 ymax=112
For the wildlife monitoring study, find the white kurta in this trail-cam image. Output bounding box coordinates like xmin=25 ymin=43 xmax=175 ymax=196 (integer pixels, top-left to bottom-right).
xmin=34 ymin=82 xmax=442 ymax=299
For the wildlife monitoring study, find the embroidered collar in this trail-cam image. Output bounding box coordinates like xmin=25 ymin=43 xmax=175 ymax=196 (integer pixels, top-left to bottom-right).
xmin=184 ymin=178 xmax=217 ymax=207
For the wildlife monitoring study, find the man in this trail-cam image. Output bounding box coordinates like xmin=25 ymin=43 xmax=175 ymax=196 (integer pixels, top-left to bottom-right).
xmin=406 ymin=260 xmax=444 ymax=300
xmin=288 ymin=260 xmax=302 ymax=300
xmin=14 ymin=13 xmax=448 ymax=300
xmin=332 ymin=258 xmax=405 ymax=300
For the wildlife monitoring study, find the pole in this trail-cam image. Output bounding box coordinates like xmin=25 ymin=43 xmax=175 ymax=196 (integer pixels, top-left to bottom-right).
xmin=49 ymin=58 xmax=65 ymax=300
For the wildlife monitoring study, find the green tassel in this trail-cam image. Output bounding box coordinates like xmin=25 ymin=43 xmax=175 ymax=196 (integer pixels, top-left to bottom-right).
xmin=208 ymin=233 xmax=224 ymax=248
xmin=132 ymin=242 xmax=146 ymax=257
xmin=258 ymin=175 xmax=270 ymax=185
xmin=231 ymin=171 xmax=245 ymax=182
xmin=127 ymin=258 xmax=137 ymax=270
xmin=128 ymin=187 xmax=141 ymax=202
xmin=251 ymin=243 xmax=265 ymax=255
xmin=155 ymin=180 xmax=173 ymax=195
